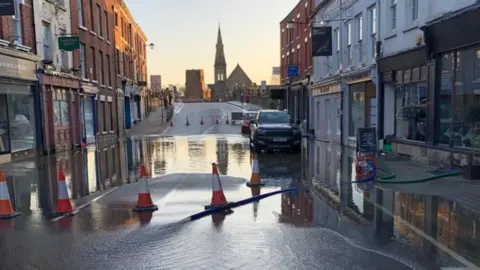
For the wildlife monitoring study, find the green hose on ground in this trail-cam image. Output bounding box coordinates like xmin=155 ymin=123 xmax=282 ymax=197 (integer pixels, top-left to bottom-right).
xmin=375 ymin=167 xmax=462 ymax=184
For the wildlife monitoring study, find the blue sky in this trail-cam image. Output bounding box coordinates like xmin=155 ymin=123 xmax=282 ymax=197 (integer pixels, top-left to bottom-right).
xmin=125 ymin=0 xmax=299 ymax=86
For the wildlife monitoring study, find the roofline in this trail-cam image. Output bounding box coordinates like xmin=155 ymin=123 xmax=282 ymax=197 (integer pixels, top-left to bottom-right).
xmin=280 ymin=0 xmax=304 ymax=24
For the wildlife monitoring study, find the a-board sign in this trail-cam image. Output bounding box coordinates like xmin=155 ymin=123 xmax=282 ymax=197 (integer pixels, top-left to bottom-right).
xmin=357 ymin=127 xmax=377 ymax=154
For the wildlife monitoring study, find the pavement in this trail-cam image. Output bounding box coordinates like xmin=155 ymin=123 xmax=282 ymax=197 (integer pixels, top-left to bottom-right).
xmin=1 ymin=102 xmax=479 ymax=269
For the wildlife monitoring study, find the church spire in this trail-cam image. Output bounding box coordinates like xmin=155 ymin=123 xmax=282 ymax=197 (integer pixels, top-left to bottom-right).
xmin=217 ymin=23 xmax=223 ymax=44
xmin=215 ymin=23 xmax=226 ymax=67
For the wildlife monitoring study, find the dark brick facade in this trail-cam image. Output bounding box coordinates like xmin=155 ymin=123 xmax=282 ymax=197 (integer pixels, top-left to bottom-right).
xmin=70 ymin=0 xmax=118 ymax=141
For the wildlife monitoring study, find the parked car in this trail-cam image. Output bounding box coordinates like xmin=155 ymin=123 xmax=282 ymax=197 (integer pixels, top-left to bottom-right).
xmin=249 ymin=110 xmax=302 ymax=153
xmin=241 ymin=111 xmax=258 ymax=134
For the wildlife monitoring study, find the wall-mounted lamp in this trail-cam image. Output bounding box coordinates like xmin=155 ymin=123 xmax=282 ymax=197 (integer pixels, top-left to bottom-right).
xmin=149 ymin=43 xmax=155 ymax=50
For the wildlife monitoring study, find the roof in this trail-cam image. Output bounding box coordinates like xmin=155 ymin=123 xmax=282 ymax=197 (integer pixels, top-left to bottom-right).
xmin=280 ymin=0 xmax=304 ymax=24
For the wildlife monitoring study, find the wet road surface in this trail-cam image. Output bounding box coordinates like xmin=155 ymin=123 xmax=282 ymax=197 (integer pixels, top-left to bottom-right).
xmin=0 ymin=102 xmax=478 ymax=269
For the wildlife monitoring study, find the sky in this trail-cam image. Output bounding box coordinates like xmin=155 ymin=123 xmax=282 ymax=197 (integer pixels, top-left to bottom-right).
xmin=125 ymin=0 xmax=299 ymax=86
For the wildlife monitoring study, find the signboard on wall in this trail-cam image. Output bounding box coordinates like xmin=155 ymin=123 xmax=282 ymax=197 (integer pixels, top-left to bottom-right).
xmin=357 ymin=127 xmax=377 ymax=154
xmin=0 ymin=0 xmax=15 ymax=16
xmin=58 ymin=36 xmax=80 ymax=51
xmin=272 ymin=67 xmax=280 ymax=75
xmin=311 ymin=26 xmax=332 ymax=57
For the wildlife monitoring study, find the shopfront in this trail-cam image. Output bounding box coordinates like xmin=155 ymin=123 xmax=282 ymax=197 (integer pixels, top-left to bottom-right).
xmin=420 ymin=2 xmax=480 ymax=166
xmin=0 ymin=50 xmax=40 ymax=163
xmin=41 ymin=72 xmax=81 ymax=154
xmin=342 ymin=69 xmax=376 ymax=148
xmin=310 ymin=79 xmax=341 ymax=144
xmin=80 ymin=83 xmax=98 ymax=145
xmin=377 ymin=46 xmax=428 ymax=147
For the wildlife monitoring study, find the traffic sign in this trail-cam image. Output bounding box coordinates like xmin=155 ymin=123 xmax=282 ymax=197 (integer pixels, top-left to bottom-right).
xmin=288 ymin=65 xmax=299 ymax=78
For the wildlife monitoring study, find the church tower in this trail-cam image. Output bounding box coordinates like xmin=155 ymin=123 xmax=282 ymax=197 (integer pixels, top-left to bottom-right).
xmin=214 ymin=24 xmax=227 ymax=84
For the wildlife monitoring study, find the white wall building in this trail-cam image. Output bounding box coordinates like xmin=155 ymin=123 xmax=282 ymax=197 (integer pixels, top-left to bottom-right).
xmin=33 ymin=0 xmax=72 ymax=70
xmin=376 ymin=0 xmax=479 ymax=165
xmin=310 ymin=0 xmax=378 ymax=146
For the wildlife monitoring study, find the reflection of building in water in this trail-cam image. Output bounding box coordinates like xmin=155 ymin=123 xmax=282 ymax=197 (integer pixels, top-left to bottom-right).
xmin=216 ymin=138 xmax=229 ymax=175
xmin=188 ymin=138 xmax=207 ymax=171
xmin=391 ymin=192 xmax=480 ymax=265
xmin=280 ymin=190 xmax=313 ymax=225
xmin=231 ymin=142 xmax=247 ymax=167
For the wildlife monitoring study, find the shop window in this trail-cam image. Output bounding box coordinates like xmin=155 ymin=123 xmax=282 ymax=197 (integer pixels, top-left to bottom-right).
xmin=83 ymin=98 xmax=95 ymax=140
xmin=437 ymin=48 xmax=480 ymax=147
xmin=0 ymin=95 xmax=10 ymax=153
xmin=54 ymin=99 xmax=70 ymax=126
xmin=9 ymin=94 xmax=36 ymax=152
xmin=394 ymin=83 xmax=427 ymax=141
xmin=349 ymin=86 xmax=366 ymax=137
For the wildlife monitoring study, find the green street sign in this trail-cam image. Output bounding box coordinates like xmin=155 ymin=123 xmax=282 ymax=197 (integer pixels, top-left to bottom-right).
xmin=58 ymin=36 xmax=80 ymax=51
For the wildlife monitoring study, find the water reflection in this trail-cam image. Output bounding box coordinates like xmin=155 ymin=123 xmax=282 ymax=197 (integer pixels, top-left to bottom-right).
xmin=308 ymin=140 xmax=480 ymax=267
xmin=0 ymin=140 xmax=127 ymax=220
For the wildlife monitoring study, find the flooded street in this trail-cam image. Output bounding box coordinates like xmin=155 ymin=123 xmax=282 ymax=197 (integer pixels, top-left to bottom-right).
xmin=0 ymin=102 xmax=478 ymax=269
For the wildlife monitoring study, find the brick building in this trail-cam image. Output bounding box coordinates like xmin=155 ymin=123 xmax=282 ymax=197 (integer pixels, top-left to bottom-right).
xmin=113 ymin=0 xmax=148 ymax=131
xmin=279 ymin=0 xmax=315 ymax=122
xmin=70 ymin=0 xmax=117 ymax=150
xmin=0 ymin=0 xmax=41 ymax=164
xmin=185 ymin=69 xmax=204 ymax=100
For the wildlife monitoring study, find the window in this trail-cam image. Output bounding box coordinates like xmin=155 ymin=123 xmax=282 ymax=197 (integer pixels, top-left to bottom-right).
xmin=0 ymin=95 xmax=10 ymax=153
xmin=79 ymin=43 xmax=86 ymax=78
xmin=101 ymin=101 xmax=107 ymax=132
xmin=42 ymin=22 xmax=52 ymax=60
xmin=390 ymin=0 xmax=397 ymax=30
xmin=349 ymin=87 xmax=365 ymax=136
xmin=410 ymin=0 xmax=418 ymax=21
xmin=96 ymin=4 xmax=102 ymax=36
xmin=13 ymin=0 xmax=22 ymax=44
xmin=104 ymin=11 xmax=109 ymax=41
xmin=334 ymin=28 xmax=340 ymax=70
xmin=369 ymin=6 xmax=377 ymax=57
xmin=346 ymin=21 xmax=352 ymax=66
xmin=77 ymin=0 xmax=84 ymax=26
xmin=395 ymin=83 xmax=427 ymax=142
xmin=89 ymin=0 xmax=94 ymax=31
xmin=114 ymin=12 xmax=118 ymax=27
xmin=99 ymin=51 xmax=104 ymax=85
xmin=9 ymin=94 xmax=36 ymax=152
xmin=357 ymin=14 xmax=364 ymax=63
xmin=316 ymin=101 xmax=320 ymax=130
xmin=110 ymin=101 xmax=114 ymax=131
xmin=91 ymin=47 xmax=97 ymax=80
xmin=59 ymin=29 xmax=69 ymax=70
xmin=106 ymin=54 xmax=111 ymax=86
xmin=105 ymin=101 xmax=111 ymax=131
xmin=116 ymin=49 xmax=121 ymax=76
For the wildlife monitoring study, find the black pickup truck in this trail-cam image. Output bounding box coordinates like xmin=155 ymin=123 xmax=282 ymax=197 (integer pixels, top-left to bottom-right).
xmin=249 ymin=110 xmax=302 ymax=153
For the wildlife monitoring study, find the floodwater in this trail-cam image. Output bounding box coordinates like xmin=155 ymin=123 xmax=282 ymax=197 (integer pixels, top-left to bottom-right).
xmin=0 ymin=135 xmax=478 ymax=269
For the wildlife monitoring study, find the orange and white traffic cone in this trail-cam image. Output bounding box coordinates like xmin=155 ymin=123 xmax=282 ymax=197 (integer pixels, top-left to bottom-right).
xmin=0 ymin=172 xmax=21 ymax=219
xmin=53 ymin=168 xmax=75 ymax=217
xmin=170 ymin=120 xmax=174 ymax=127
xmin=215 ymin=117 xmax=219 ymax=124
xmin=186 ymin=116 xmax=190 ymax=126
xmin=204 ymin=163 xmax=232 ymax=211
xmin=133 ymin=164 xmax=158 ymax=212
xmin=247 ymin=152 xmax=264 ymax=187
xmin=225 ymin=116 xmax=230 ymax=125
xmin=200 ymin=116 xmax=204 ymax=125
